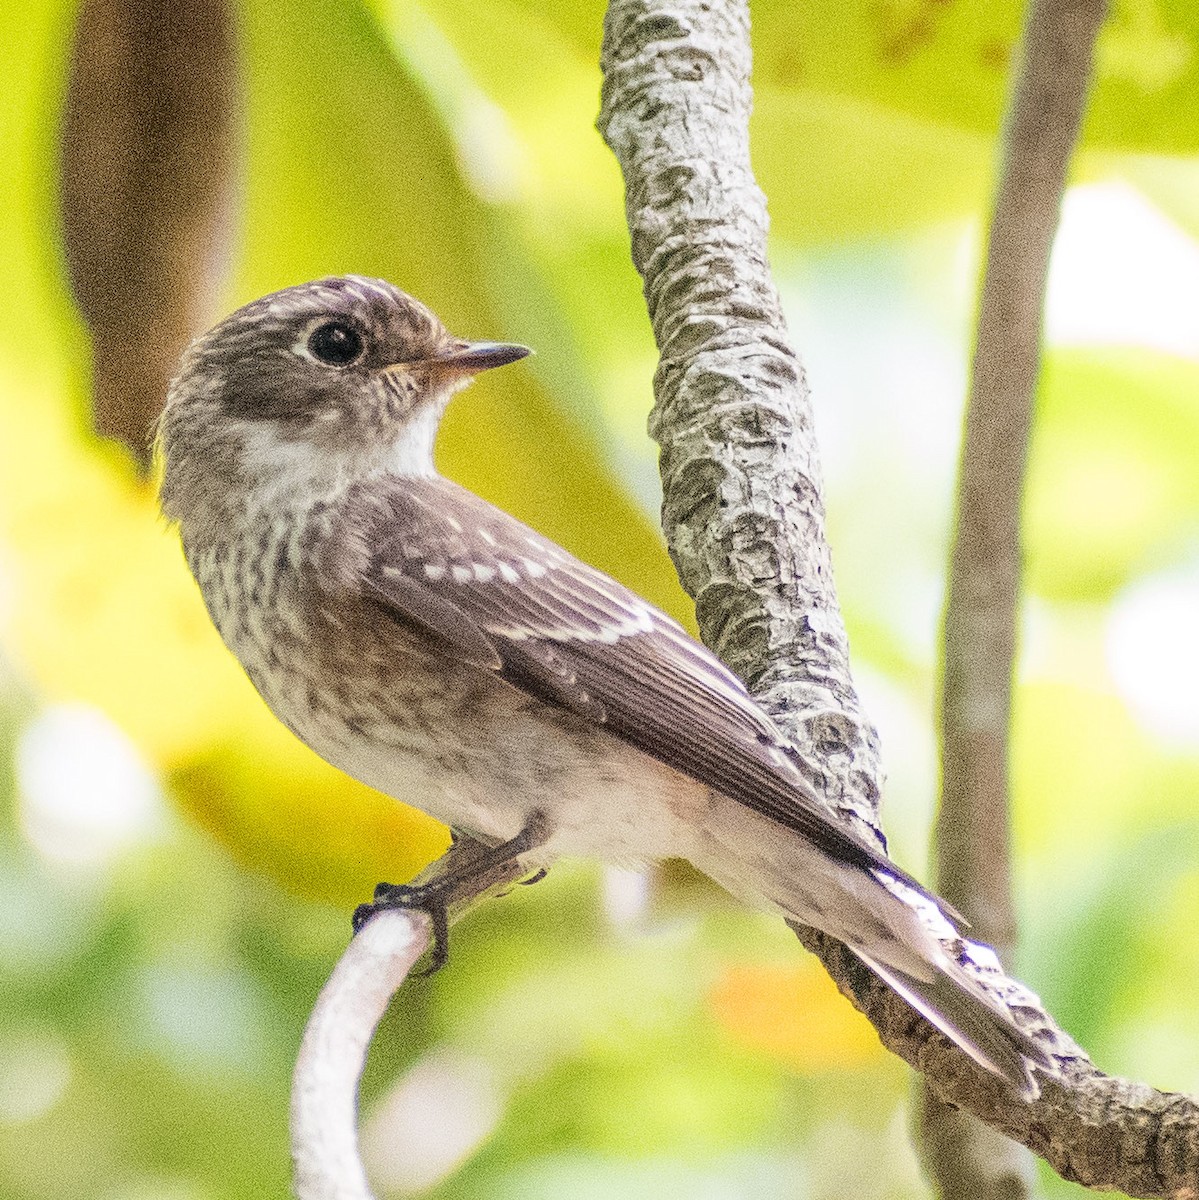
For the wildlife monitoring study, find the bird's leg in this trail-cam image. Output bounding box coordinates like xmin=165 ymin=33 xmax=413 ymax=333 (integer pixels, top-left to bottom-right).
xmin=352 ymin=811 xmax=551 ymax=973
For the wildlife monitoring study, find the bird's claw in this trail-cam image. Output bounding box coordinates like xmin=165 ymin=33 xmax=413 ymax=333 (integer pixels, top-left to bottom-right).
xmin=351 ymin=880 xmax=452 ymax=974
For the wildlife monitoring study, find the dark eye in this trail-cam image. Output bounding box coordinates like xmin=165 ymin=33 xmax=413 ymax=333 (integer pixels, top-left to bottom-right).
xmin=308 ymin=321 xmax=365 ymax=366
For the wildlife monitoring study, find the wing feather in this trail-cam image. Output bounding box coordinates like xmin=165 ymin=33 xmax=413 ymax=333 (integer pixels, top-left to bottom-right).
xmin=359 ymin=476 xmax=932 ymax=897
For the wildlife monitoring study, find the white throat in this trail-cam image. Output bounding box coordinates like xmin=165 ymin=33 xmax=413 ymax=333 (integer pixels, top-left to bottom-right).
xmin=233 ymin=403 xmax=443 ymax=519
xmin=385 ymin=403 xmax=441 ymax=478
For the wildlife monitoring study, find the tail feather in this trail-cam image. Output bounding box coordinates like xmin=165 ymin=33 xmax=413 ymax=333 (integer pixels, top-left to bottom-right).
xmin=854 ymin=949 xmax=1048 ymax=1097
xmin=690 ymin=810 xmax=1049 ymax=1094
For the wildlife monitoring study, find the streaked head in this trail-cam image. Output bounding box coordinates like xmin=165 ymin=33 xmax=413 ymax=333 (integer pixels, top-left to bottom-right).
xmin=157 ymin=276 xmax=528 ymax=521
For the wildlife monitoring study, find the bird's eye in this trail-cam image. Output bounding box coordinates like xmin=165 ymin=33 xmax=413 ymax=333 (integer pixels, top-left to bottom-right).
xmin=307 ymin=321 xmax=365 ymax=366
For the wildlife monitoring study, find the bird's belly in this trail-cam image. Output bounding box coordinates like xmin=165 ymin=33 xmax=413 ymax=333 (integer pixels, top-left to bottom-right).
xmin=193 ymin=545 xmax=708 ymax=868
xmin=236 ymin=629 xmax=705 ymax=866
xmin=301 ymin=697 xmax=709 ymax=868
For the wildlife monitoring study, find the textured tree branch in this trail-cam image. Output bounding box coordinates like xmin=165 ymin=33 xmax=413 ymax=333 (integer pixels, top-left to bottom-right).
xmin=925 ymin=1 xmax=1109 ymax=1196
xmin=597 ymin=1 xmax=1199 ymax=1195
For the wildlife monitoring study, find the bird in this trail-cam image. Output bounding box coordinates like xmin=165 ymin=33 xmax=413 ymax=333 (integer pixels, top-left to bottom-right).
xmin=156 ymin=274 xmax=1049 ymax=1096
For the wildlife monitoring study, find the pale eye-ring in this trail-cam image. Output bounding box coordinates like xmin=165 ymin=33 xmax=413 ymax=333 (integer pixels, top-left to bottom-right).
xmin=307 ymin=321 xmax=365 ymax=367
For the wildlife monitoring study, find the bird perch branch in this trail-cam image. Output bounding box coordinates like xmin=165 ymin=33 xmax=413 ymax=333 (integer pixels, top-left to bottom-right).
xmin=291 ymin=842 xmax=529 ymax=1199
xmin=292 ymin=910 xmax=431 ymax=1200
xmin=597 ymin=0 xmax=1199 ymax=1194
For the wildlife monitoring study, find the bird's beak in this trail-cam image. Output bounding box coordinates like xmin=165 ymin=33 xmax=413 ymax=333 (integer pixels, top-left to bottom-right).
xmin=424 ymin=340 xmax=532 ymax=375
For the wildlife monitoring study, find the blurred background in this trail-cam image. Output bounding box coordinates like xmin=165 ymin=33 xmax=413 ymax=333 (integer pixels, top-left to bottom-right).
xmin=3 ymin=1 xmax=1199 ymax=1197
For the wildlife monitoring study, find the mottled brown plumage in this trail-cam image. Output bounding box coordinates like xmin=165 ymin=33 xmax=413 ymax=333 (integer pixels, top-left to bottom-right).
xmin=158 ymin=275 xmax=1050 ymax=1095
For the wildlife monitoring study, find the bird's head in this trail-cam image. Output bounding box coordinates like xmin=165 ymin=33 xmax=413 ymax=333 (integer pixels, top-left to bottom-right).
xmin=157 ymin=276 xmax=529 ymax=523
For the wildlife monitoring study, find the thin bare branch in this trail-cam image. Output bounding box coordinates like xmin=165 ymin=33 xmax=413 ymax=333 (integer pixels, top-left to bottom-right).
xmin=598 ymin=1 xmax=1199 ymax=1194
xmin=927 ymin=1 xmax=1109 ymax=1195
xmin=938 ymin=0 xmax=1108 ymax=960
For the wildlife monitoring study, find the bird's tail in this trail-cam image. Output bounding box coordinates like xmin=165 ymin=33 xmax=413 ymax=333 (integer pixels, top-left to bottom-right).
xmin=691 ymin=808 xmax=1050 ymax=1095
xmin=851 ymin=948 xmax=1048 ymax=1097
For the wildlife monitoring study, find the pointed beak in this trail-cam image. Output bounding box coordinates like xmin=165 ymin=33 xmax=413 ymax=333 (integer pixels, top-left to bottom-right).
xmin=425 ymin=340 xmax=532 ymax=375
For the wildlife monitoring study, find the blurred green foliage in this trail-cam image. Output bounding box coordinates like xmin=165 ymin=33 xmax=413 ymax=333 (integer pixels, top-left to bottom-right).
xmin=2 ymin=1 xmax=1199 ymax=1197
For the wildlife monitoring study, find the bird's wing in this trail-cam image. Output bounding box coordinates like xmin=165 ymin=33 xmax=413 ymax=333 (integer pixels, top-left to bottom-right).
xmin=354 ymin=476 xmax=930 ymax=898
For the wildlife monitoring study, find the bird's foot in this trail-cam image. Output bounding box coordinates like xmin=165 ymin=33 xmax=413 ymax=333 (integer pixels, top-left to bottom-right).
xmin=351 ymin=811 xmax=551 ymax=975
xmin=352 ymin=879 xmax=452 ymax=975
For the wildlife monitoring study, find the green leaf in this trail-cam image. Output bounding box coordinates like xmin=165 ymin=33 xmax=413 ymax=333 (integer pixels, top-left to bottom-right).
xmin=752 ymin=0 xmax=1199 ymax=154
xmin=1025 ymin=350 xmax=1199 ymax=602
xmin=752 ymin=88 xmax=994 ymax=244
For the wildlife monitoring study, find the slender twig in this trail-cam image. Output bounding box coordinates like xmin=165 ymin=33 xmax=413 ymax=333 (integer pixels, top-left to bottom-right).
xmin=292 ymin=910 xmax=430 ymax=1200
xmin=938 ymin=0 xmax=1108 ymax=963
xmin=598 ymin=1 xmax=1199 ymax=1194
xmin=926 ymin=1 xmax=1109 ymax=1196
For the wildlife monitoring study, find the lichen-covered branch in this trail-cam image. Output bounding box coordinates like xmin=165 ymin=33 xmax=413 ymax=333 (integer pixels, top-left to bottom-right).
xmin=597 ymin=0 xmax=885 ymax=847
xmin=597 ymin=1 xmax=1199 ymax=1194
xmin=926 ymin=1 xmax=1109 ymax=1196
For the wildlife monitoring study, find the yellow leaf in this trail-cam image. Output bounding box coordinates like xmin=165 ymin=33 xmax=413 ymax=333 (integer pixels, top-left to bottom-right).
xmin=708 ymin=959 xmax=887 ymax=1072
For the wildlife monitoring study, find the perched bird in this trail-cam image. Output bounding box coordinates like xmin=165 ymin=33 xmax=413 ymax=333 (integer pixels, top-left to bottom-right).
xmin=157 ymin=275 xmax=1048 ymax=1094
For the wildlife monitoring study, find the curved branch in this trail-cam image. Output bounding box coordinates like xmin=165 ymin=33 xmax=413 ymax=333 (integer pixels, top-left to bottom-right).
xmin=290 ymin=838 xmax=531 ymax=1198
xmin=597 ymin=1 xmax=1199 ymax=1195
xmin=291 ymin=910 xmax=431 ymax=1200
xmin=927 ymin=0 xmax=1109 ymax=1195
xmin=598 ymin=0 xmax=885 ymax=845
